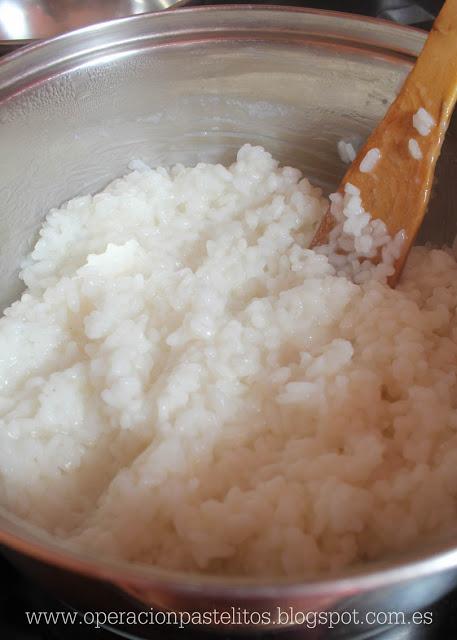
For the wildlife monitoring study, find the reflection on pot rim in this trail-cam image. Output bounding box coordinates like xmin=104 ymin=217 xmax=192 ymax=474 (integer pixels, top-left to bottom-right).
xmin=0 ymin=0 xmax=189 ymax=45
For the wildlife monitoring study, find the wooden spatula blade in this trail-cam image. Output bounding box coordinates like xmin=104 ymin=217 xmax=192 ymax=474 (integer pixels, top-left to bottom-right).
xmin=310 ymin=0 xmax=457 ymax=286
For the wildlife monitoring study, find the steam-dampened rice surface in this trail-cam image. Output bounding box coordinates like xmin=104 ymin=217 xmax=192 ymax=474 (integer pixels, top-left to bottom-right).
xmin=2 ymin=145 xmax=457 ymax=577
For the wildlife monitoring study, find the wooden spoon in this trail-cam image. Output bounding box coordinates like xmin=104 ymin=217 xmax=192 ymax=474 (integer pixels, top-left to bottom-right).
xmin=310 ymin=0 xmax=457 ymax=286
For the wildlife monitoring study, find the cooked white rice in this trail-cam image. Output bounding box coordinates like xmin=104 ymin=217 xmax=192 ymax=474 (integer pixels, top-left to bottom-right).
xmin=359 ymin=148 xmax=381 ymax=173
xmin=337 ymin=140 xmax=357 ymax=164
xmin=408 ymin=138 xmax=423 ymax=160
xmin=413 ymin=107 xmax=435 ymax=137
xmin=2 ymin=144 xmax=457 ymax=578
xmin=315 ymin=182 xmax=405 ymax=284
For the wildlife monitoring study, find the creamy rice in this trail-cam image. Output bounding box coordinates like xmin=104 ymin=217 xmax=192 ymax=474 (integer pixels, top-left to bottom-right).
xmin=1 ymin=145 xmax=457 ymax=578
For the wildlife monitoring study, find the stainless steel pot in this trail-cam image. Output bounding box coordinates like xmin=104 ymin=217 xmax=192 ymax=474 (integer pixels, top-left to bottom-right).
xmin=1 ymin=7 xmax=457 ymax=637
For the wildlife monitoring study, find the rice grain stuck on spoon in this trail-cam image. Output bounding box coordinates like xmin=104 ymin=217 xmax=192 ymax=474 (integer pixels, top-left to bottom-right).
xmin=311 ymin=0 xmax=457 ymax=286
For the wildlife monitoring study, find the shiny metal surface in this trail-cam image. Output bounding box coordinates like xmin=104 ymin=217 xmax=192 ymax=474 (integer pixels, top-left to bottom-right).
xmin=1 ymin=7 xmax=457 ymax=634
xmin=0 ymin=0 xmax=187 ymax=45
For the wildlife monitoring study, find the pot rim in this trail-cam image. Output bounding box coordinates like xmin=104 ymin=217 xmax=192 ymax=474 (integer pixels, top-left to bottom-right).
xmin=0 ymin=4 xmax=426 ymax=91
xmin=3 ymin=513 xmax=457 ymax=597
xmin=0 ymin=4 xmax=426 ymax=49
xmin=1 ymin=5 xmax=452 ymax=598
